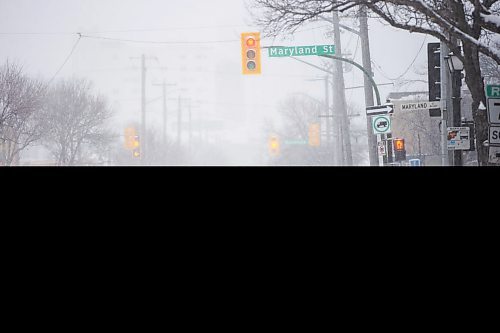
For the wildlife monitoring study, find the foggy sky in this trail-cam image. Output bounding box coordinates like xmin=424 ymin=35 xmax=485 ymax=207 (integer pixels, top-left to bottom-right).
xmin=0 ymin=0 xmax=435 ymax=165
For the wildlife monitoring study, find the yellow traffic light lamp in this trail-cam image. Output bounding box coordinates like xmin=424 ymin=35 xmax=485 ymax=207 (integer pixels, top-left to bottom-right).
xmin=125 ymin=127 xmax=138 ymax=150
xmin=132 ymin=135 xmax=141 ymax=159
xmin=269 ymin=136 xmax=280 ymax=157
xmin=241 ymin=32 xmax=262 ymax=75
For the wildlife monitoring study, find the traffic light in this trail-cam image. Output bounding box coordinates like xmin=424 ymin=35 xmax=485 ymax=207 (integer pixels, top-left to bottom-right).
xmin=428 ymin=43 xmax=442 ymax=117
xmin=309 ymin=123 xmax=321 ymax=147
xmin=132 ymin=135 xmax=141 ymax=159
xmin=394 ymin=138 xmax=407 ymax=162
xmin=241 ymin=32 xmax=261 ymax=75
xmin=269 ymin=136 xmax=280 ymax=157
xmin=125 ymin=127 xmax=137 ymax=150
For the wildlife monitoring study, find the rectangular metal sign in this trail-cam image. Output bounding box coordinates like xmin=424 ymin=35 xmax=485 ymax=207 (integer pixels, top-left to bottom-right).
xmin=268 ymin=45 xmax=336 ymax=58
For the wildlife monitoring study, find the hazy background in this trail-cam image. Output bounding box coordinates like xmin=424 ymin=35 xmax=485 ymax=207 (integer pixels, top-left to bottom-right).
xmin=0 ymin=0 xmax=435 ymax=165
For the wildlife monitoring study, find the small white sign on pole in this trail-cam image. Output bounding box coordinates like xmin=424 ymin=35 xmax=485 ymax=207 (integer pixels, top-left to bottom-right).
xmin=488 ymin=99 xmax=500 ymax=125
xmin=378 ymin=141 xmax=387 ymax=156
xmin=489 ymin=146 xmax=500 ymax=164
xmin=490 ymin=126 xmax=500 ymax=146
xmin=447 ymin=127 xmax=471 ymax=151
xmin=372 ymin=116 xmax=392 ymax=135
xmin=396 ymin=100 xmax=442 ymax=113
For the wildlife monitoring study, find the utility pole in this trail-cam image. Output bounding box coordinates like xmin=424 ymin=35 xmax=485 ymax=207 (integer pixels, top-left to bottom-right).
xmin=359 ymin=6 xmax=378 ymax=166
xmin=451 ymin=65 xmax=463 ymax=166
xmin=153 ymin=80 xmax=176 ymax=146
xmin=188 ymin=99 xmax=193 ymax=152
xmin=141 ymin=54 xmax=146 ymax=164
xmin=332 ymin=9 xmax=353 ymax=166
xmin=448 ymin=37 xmax=463 ymax=166
xmin=130 ymin=54 xmax=157 ymax=164
xmin=177 ymin=95 xmax=182 ymax=146
xmin=440 ymin=42 xmax=451 ymax=166
xmin=324 ymin=75 xmax=333 ymax=163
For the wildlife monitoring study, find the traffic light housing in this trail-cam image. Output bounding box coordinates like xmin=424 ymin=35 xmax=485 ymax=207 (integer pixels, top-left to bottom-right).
xmin=269 ymin=136 xmax=280 ymax=157
xmin=125 ymin=127 xmax=137 ymax=150
xmin=132 ymin=135 xmax=141 ymax=159
xmin=428 ymin=42 xmax=442 ymax=117
xmin=394 ymin=138 xmax=407 ymax=162
xmin=241 ymin=32 xmax=261 ymax=75
xmin=309 ymin=123 xmax=321 ymax=147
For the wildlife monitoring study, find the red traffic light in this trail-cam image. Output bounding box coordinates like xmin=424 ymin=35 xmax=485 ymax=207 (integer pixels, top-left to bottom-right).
xmin=246 ymin=37 xmax=256 ymax=47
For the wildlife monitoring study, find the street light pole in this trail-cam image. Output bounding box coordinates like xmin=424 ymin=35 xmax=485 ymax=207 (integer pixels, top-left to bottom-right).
xmin=445 ymin=50 xmax=464 ymax=166
xmin=452 ymin=68 xmax=463 ymax=166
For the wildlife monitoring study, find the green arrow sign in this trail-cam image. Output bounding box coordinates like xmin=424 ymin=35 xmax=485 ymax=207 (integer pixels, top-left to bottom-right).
xmin=486 ymin=85 xmax=500 ymax=98
xmin=268 ymin=45 xmax=335 ymax=58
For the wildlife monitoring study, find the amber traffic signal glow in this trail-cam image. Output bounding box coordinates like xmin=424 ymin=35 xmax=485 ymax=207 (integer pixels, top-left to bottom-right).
xmin=269 ymin=136 xmax=280 ymax=157
xmin=309 ymin=123 xmax=321 ymax=147
xmin=394 ymin=138 xmax=407 ymax=162
xmin=125 ymin=127 xmax=138 ymax=150
xmin=132 ymin=135 xmax=141 ymax=159
xmin=246 ymin=38 xmax=256 ymax=47
xmin=241 ymin=32 xmax=261 ymax=75
xmin=394 ymin=139 xmax=405 ymax=151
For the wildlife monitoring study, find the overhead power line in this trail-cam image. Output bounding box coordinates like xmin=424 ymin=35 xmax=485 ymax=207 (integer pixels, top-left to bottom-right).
xmin=80 ymin=34 xmax=240 ymax=45
xmin=372 ymin=35 xmax=428 ymax=81
xmin=47 ymin=34 xmax=82 ymax=86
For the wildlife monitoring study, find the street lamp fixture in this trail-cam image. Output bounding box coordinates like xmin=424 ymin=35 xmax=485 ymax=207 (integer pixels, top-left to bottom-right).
xmin=445 ymin=52 xmax=464 ymax=73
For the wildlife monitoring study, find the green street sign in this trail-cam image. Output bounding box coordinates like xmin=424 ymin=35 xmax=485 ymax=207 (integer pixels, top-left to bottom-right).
xmin=284 ymin=139 xmax=308 ymax=145
xmin=269 ymin=45 xmax=335 ymax=58
xmin=486 ymin=85 xmax=500 ymax=98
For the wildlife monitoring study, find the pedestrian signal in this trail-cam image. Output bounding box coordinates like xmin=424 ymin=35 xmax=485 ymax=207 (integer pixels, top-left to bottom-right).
xmin=394 ymin=138 xmax=406 ymax=162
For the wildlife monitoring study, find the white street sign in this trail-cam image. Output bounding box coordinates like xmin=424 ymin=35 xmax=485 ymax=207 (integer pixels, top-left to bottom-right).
xmin=372 ymin=116 xmax=392 ymax=135
xmin=488 ymin=99 xmax=500 ymax=125
xmin=366 ymin=104 xmax=394 ymax=116
xmin=396 ymin=100 xmax=442 ymax=113
xmin=490 ymin=126 xmax=500 ymax=146
xmin=378 ymin=141 xmax=387 ymax=156
xmin=447 ymin=127 xmax=471 ymax=151
xmin=489 ymin=146 xmax=500 ymax=164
